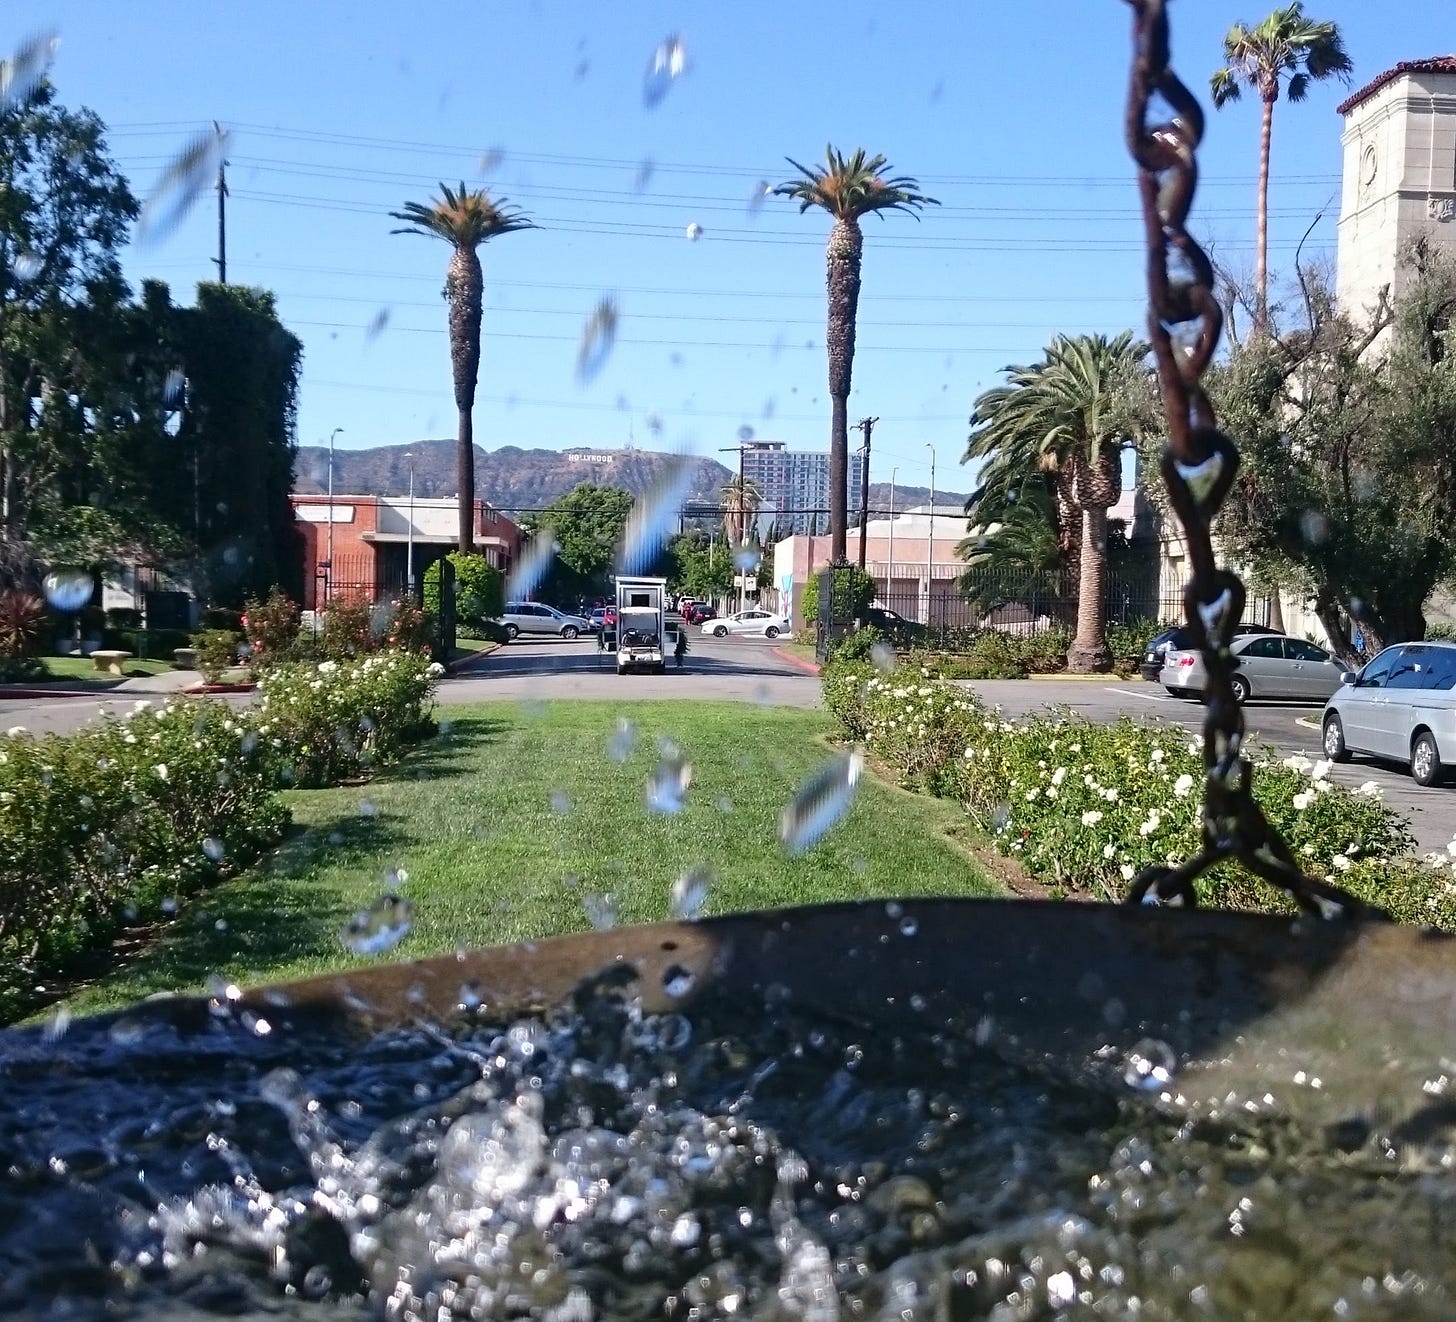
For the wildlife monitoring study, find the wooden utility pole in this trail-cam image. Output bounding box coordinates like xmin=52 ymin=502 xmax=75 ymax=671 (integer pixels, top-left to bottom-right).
xmin=212 ymin=121 xmax=228 ymax=284
xmin=853 ymin=416 xmax=877 ymax=570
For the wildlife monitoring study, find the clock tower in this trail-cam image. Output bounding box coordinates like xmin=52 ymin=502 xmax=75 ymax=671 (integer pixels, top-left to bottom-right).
xmin=1336 ymin=57 xmax=1456 ymax=321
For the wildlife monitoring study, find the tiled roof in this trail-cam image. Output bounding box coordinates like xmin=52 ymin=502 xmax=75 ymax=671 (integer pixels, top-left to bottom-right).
xmin=1336 ymin=56 xmax=1456 ymax=115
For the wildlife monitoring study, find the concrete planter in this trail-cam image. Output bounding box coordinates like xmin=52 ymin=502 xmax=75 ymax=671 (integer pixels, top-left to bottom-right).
xmin=173 ymin=648 xmax=198 ymax=670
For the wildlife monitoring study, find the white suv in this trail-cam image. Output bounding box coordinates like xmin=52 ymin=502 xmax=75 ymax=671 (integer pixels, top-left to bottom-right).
xmin=1322 ymin=641 xmax=1456 ymax=786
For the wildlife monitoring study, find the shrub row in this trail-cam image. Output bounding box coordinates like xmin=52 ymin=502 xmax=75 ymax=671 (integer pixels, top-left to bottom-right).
xmin=0 ymin=648 xmax=441 ymax=1021
xmin=824 ymin=658 xmax=1456 ymax=928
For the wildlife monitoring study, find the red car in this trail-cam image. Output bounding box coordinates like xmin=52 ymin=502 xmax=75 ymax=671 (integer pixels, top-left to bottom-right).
xmin=684 ymin=603 xmax=718 ymax=625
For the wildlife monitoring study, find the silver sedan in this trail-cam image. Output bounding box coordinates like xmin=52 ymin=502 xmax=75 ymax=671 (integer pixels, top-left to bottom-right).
xmin=1160 ymin=633 xmax=1345 ymax=703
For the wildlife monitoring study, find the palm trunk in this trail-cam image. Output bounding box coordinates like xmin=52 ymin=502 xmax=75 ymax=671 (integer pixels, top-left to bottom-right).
xmin=1067 ymin=503 xmax=1112 ymax=672
xmin=1053 ymin=476 xmax=1080 ymax=629
xmin=1255 ymin=96 xmax=1274 ymax=336
xmin=447 ymin=246 xmax=484 ymax=553
xmin=825 ymin=218 xmax=863 ymax=564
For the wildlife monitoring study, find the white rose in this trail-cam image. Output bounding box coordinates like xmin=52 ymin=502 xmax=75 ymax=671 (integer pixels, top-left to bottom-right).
xmin=1081 ymin=810 xmax=1104 ymax=827
xmin=1174 ymin=773 xmax=1195 ymax=797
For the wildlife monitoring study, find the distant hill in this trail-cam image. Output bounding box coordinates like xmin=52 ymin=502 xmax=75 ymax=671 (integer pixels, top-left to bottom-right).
xmin=292 ymin=440 xmax=971 ymax=520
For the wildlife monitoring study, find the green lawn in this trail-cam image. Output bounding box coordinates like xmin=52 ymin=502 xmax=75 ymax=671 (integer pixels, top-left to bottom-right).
xmin=28 ymin=655 xmax=177 ymax=685
xmin=53 ymin=699 xmax=1001 ymax=1017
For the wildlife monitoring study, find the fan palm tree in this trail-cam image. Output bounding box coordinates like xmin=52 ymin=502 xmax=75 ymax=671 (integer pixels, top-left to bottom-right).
xmin=721 ymin=475 xmax=763 ymax=547
xmin=776 ymin=147 xmax=937 ymax=563
xmin=965 ymin=332 xmax=1147 ymax=672
xmin=1210 ymin=4 xmax=1352 ymax=335
xmin=391 ymin=184 xmax=534 ymax=553
xmin=959 ymin=477 xmax=1065 ymax=617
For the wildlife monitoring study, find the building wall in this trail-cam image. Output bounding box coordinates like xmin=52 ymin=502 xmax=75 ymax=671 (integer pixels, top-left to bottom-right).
xmin=742 ymin=443 xmax=865 ymax=535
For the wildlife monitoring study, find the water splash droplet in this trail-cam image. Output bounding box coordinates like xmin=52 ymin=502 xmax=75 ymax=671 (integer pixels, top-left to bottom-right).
xmin=733 ymin=543 xmax=759 ymax=572
xmin=671 ymin=866 xmax=711 ymax=920
xmin=583 ymin=893 xmax=618 ymax=930
xmin=899 ymin=915 xmax=919 ymax=938
xmin=42 ymin=1003 xmax=70 ymax=1045
xmin=747 ymin=180 xmax=773 ymax=215
xmin=365 ymin=307 xmax=390 ymax=340
xmin=576 ymin=297 xmax=618 ymax=383
xmin=358 ymin=799 xmax=377 ymax=818
xmin=642 ymin=34 xmax=687 ymax=108
xmin=869 ymin=640 xmax=897 ymax=672
xmin=0 ymin=32 xmax=59 ymax=108
xmin=685 ymin=222 xmax=704 ymax=242
xmin=505 ymin=533 xmax=559 ymax=602
xmin=42 ymin=569 xmax=93 ymax=612
xmin=340 ymin=893 xmax=414 ymax=956
xmin=607 ymin=717 xmax=636 ymax=764
xmin=477 ymin=147 xmax=505 ymax=174
xmin=383 ymin=866 xmax=409 ymax=888
xmin=713 ymin=794 xmax=734 ymax=814
xmin=1123 ymin=1037 xmax=1177 ymax=1092
xmin=663 ymin=964 xmax=695 ymax=998
xmin=136 ymin=128 xmax=230 ymax=245
xmin=780 ymin=750 xmax=864 ymax=854
xmin=12 ymin=250 xmax=42 ymax=282
xmin=201 ymin=837 xmax=225 ymax=864
xmin=646 ymin=743 xmax=692 ymax=814
xmin=549 ymin=788 xmax=573 ymax=815
xmin=619 ymin=458 xmax=696 ymax=575
xmin=633 ymin=158 xmax=655 ymax=193
xmin=1299 ymin=508 xmax=1331 ymax=547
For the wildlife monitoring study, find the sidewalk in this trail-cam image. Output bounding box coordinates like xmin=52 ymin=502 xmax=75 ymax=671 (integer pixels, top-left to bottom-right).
xmin=0 ymin=667 xmax=200 ymax=700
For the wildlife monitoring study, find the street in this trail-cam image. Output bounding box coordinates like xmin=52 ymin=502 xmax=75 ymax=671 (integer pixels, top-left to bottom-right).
xmin=2 ymin=642 xmax=1453 ymax=852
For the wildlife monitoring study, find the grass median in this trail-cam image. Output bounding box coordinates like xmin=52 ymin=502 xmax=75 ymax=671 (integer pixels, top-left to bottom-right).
xmin=51 ymin=698 xmax=1002 ymax=1018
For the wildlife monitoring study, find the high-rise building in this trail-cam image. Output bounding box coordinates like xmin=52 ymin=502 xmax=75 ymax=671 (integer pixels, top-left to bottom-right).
xmin=739 ymin=442 xmax=865 ymax=536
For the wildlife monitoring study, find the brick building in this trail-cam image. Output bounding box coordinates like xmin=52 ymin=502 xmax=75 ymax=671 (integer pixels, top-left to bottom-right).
xmin=290 ymin=493 xmax=522 ymax=609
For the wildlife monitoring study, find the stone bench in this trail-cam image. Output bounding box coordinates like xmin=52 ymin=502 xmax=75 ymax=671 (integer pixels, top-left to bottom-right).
xmin=90 ymin=650 xmax=133 ymax=676
xmin=173 ymin=647 xmax=198 ymax=670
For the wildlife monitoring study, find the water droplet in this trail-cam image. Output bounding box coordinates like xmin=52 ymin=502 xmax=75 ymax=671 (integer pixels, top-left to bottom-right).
xmin=505 ymin=533 xmax=559 ymax=602
xmin=204 ymin=974 xmax=241 ymax=1016
xmin=583 ymin=893 xmax=618 ymax=930
xmin=619 ymin=458 xmax=696 ymax=575
xmin=1123 ymin=1038 xmax=1177 ymax=1092
xmin=365 ymin=307 xmax=390 ymax=340
xmin=662 ymin=964 xmax=695 ymax=998
xmin=42 ymin=569 xmax=93 ymax=612
xmin=646 ymin=743 xmax=692 ymax=814
xmin=747 ymin=180 xmax=773 ymax=215
xmin=671 ymin=866 xmax=711 ymax=920
xmin=991 ymin=803 xmax=1011 ymax=831
xmin=550 ymin=788 xmax=573 ymax=815
xmin=136 ymin=128 xmax=230 ymax=245
xmin=1299 ymin=508 xmax=1330 ymax=547
xmin=340 ymin=893 xmax=414 ymax=956
xmin=42 ymin=1003 xmax=70 ymax=1044
xmin=780 ymin=750 xmax=864 ymax=854
xmin=633 ymin=158 xmax=655 ymax=192
xmin=0 ymin=31 xmax=59 ymax=108
xmin=1352 ymin=468 xmax=1377 ymax=502
xmin=909 ymin=992 xmax=927 ymax=1011
xmin=201 ymin=837 xmax=225 ymax=864
xmin=869 ymin=640 xmax=897 ymax=672
xmin=607 ymin=717 xmax=636 ymax=764
xmin=713 ymin=794 xmax=734 ymax=814
xmin=576 ymin=297 xmax=618 ymax=384
xmin=477 ymin=147 xmax=505 ymax=174
xmin=13 ymin=250 xmax=42 ymax=282
xmin=384 ymin=866 xmax=409 ymax=888
xmin=685 ymin=222 xmax=704 ymax=242
xmin=732 ymin=543 xmax=759 ymax=573
xmin=736 ymin=424 xmax=756 ymax=442
xmin=899 ymin=915 xmax=919 ymax=937
xmin=327 ymin=830 xmax=345 ymax=846
xmin=160 ymin=896 xmax=179 ymax=915
xmin=358 ymin=799 xmax=377 ymax=818
xmin=642 ymin=34 xmax=687 ymax=108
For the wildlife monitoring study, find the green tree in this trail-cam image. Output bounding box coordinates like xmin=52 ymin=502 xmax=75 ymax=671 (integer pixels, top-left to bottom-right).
xmin=965 ymin=332 xmax=1148 ymax=672
xmin=801 ymin=564 xmax=875 ymax=627
xmin=775 ymin=147 xmax=937 ymax=562
xmin=391 ymin=184 xmax=533 ymax=554
xmin=666 ymin=530 xmax=733 ymax=602
xmin=1210 ymin=4 xmax=1352 ymax=334
xmin=958 ymin=477 xmax=1065 ymax=616
xmin=423 ymin=551 xmax=504 ymax=627
xmin=524 ymin=483 xmax=636 ymax=603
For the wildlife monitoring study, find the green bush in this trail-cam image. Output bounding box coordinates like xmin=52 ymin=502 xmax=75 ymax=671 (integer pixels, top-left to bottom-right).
xmin=827 ymin=625 xmax=888 ymax=664
xmin=801 ymin=565 xmax=875 ymax=628
xmin=318 ymin=597 xmax=374 ymax=660
xmin=424 ymin=552 xmax=505 ymax=628
xmin=192 ymin=628 xmax=240 ymax=683
xmin=242 ymin=587 xmax=302 ymax=669
xmin=202 ymin=605 xmax=244 ymax=633
xmin=104 ymin=606 xmax=142 ymax=631
xmin=112 ymin=627 xmax=195 ymax=659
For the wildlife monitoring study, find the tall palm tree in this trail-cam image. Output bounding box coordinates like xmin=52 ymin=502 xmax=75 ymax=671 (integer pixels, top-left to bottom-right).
xmin=959 ymin=477 xmax=1066 ymax=618
xmin=1210 ymin=4 xmax=1352 ymax=335
xmin=391 ymin=184 xmax=534 ymax=553
xmin=776 ymin=147 xmax=937 ymax=563
xmin=965 ymin=332 xmax=1147 ymax=672
xmin=721 ymin=475 xmax=763 ymax=547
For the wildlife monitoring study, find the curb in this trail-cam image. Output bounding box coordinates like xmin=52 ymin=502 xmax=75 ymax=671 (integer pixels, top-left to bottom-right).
xmin=773 ymin=647 xmax=821 ymax=675
xmin=0 ymin=686 xmax=117 ymax=699
xmin=449 ymin=642 xmax=503 ymax=673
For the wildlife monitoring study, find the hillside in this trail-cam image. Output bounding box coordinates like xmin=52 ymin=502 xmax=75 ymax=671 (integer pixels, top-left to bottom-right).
xmin=293 ymin=440 xmax=969 ymax=517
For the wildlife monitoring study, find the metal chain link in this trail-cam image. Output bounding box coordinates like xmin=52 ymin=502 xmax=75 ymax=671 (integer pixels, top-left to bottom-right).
xmin=1122 ymin=0 xmax=1383 ymax=921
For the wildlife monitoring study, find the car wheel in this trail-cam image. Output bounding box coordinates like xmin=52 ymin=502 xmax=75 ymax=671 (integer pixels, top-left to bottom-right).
xmin=562 ymin=626 xmax=579 ymax=640
xmin=1230 ymin=674 xmax=1251 ymax=704
xmin=1163 ymin=686 xmax=1186 ymax=700
xmin=504 ymin=623 xmax=519 ymax=640
xmin=713 ymin=625 xmax=728 ymax=638
xmin=765 ymin=625 xmax=780 ymax=639
xmin=1411 ymin=730 xmax=1442 ymax=787
xmin=1322 ymin=713 xmax=1351 ymax=763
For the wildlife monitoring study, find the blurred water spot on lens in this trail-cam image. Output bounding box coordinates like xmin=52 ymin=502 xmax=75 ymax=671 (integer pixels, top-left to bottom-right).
xmin=576 ymin=298 xmax=618 ymax=383
xmin=780 ymin=750 xmax=864 ymax=854
xmin=136 ymin=128 xmax=230 ymax=245
xmin=642 ymin=34 xmax=687 ymax=108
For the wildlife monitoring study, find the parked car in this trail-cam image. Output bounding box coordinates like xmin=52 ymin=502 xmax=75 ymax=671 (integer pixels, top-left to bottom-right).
xmin=1139 ymin=622 xmax=1282 ymax=681
xmin=588 ymin=607 xmax=617 ymax=634
xmin=703 ymin=609 xmax=790 ymax=640
xmin=863 ymin=606 xmax=927 ymax=645
xmin=1160 ymin=633 xmax=1344 ymax=704
xmin=499 ymin=601 xmax=590 ymax=641
xmin=1322 ymin=641 xmax=1456 ymax=787
xmin=685 ymin=603 xmax=718 ymax=625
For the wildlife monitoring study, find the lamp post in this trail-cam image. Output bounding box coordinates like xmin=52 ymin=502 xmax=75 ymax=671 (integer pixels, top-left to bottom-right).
xmin=405 ymin=451 xmax=416 ymax=597
xmin=325 ymin=426 xmax=343 ymax=603
xmin=925 ymin=444 xmax=936 ymax=627
xmin=887 ymin=466 xmax=898 ymax=603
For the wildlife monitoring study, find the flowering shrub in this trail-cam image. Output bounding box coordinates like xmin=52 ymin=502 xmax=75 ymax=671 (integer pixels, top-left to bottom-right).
xmin=372 ymin=596 xmax=433 ymax=655
xmin=0 ymin=701 xmax=287 ymax=1015
xmin=192 ymin=628 xmax=240 ymax=683
xmin=252 ymin=649 xmax=441 ymax=788
xmin=319 ymin=596 xmax=375 ymax=660
xmin=820 ymin=659 xmax=1455 ymax=928
xmin=241 ymin=586 xmax=302 ymax=669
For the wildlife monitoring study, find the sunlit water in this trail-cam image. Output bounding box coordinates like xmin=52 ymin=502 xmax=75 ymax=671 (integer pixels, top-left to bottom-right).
xmin=2 ymin=978 xmax=1455 ymax=1320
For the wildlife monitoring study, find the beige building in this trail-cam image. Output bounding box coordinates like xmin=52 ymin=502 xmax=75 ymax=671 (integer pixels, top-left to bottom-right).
xmin=1336 ymin=56 xmax=1456 ymax=323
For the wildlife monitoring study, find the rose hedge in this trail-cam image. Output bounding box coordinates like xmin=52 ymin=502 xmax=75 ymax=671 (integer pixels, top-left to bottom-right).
xmin=823 ymin=659 xmax=1456 ymax=927
xmin=0 ymin=647 xmax=441 ymax=1021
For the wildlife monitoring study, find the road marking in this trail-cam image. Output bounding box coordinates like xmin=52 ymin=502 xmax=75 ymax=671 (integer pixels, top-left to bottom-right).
xmin=1105 ymin=686 xmax=1172 ymax=702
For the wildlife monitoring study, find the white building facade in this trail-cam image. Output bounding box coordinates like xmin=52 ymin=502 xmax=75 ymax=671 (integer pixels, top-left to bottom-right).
xmin=740 ymin=442 xmax=865 ymax=536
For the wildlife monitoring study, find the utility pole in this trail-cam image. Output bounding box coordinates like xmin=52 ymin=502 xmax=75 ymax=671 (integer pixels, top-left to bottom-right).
xmin=212 ymin=122 xmax=229 ymax=284
xmin=852 ymin=417 xmax=877 ymax=572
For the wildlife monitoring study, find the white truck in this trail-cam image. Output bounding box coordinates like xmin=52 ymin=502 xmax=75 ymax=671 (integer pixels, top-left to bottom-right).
xmin=613 ymin=576 xmax=670 ymax=673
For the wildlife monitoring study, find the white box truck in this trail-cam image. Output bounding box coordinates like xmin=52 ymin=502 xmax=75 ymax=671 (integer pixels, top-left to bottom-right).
xmin=614 ymin=576 xmax=669 ymax=673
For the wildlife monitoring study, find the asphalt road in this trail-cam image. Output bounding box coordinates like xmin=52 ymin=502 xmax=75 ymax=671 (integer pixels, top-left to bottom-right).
xmin=3 ymin=643 xmax=1452 ymax=852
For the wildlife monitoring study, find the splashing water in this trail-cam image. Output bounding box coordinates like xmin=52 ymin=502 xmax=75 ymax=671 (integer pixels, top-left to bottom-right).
xmin=365 ymin=307 xmax=390 ymax=340
xmin=618 ymin=459 xmax=697 ymax=575
xmin=642 ymin=34 xmax=687 ymax=108
xmin=340 ymin=894 xmax=414 ymax=957
xmin=869 ymin=640 xmax=897 ymax=672
xmin=607 ymin=717 xmax=636 ymax=764
xmin=1123 ymin=1038 xmax=1178 ymax=1093
xmin=12 ymin=250 xmax=42 ymax=282
xmin=671 ymin=866 xmax=712 ymax=920
xmin=136 ymin=128 xmax=230 ymax=245
xmin=633 ymin=158 xmax=655 ymax=193
xmin=646 ymin=743 xmax=692 ymax=815
xmin=748 ymin=180 xmax=773 ymax=215
xmin=0 ymin=31 xmax=58 ymax=107
xmin=505 ymin=533 xmax=559 ymax=602
xmin=732 ymin=543 xmax=759 ymax=572
xmin=685 ymin=222 xmax=704 ymax=242
xmin=201 ymin=838 xmax=225 ymax=864
xmin=780 ymin=750 xmax=864 ymax=855
xmin=576 ymin=297 xmax=618 ymax=383
xmin=42 ymin=569 xmax=93 ymax=613
xmin=477 ymin=147 xmax=505 ymax=174
xmin=549 ymin=789 xmax=573 ymax=815
xmin=582 ymin=892 xmax=618 ymax=930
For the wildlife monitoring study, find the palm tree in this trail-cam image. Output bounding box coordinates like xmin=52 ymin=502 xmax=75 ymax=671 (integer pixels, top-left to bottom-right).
xmin=721 ymin=475 xmax=763 ymax=547
xmin=391 ymin=184 xmax=534 ymax=553
xmin=776 ymin=147 xmax=937 ymax=563
xmin=959 ymin=477 xmax=1065 ymax=618
xmin=1210 ymin=4 xmax=1352 ymax=335
xmin=965 ymin=332 xmax=1147 ymax=672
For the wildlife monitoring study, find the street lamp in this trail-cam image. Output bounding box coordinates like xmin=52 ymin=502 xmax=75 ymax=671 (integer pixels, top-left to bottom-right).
xmin=925 ymin=443 xmax=936 ymax=627
xmin=887 ymin=466 xmax=899 ymax=600
xmin=325 ymin=426 xmax=344 ymax=602
xmin=405 ymin=451 xmax=416 ymax=596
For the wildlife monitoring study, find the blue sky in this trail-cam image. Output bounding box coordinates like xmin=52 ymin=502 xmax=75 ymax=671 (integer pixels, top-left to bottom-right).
xmin=8 ymin=1 xmax=1451 ymax=490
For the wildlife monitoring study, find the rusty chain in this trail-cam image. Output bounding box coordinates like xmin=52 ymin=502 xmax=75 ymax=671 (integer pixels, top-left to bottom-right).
xmin=1122 ymin=0 xmax=1383 ymax=921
